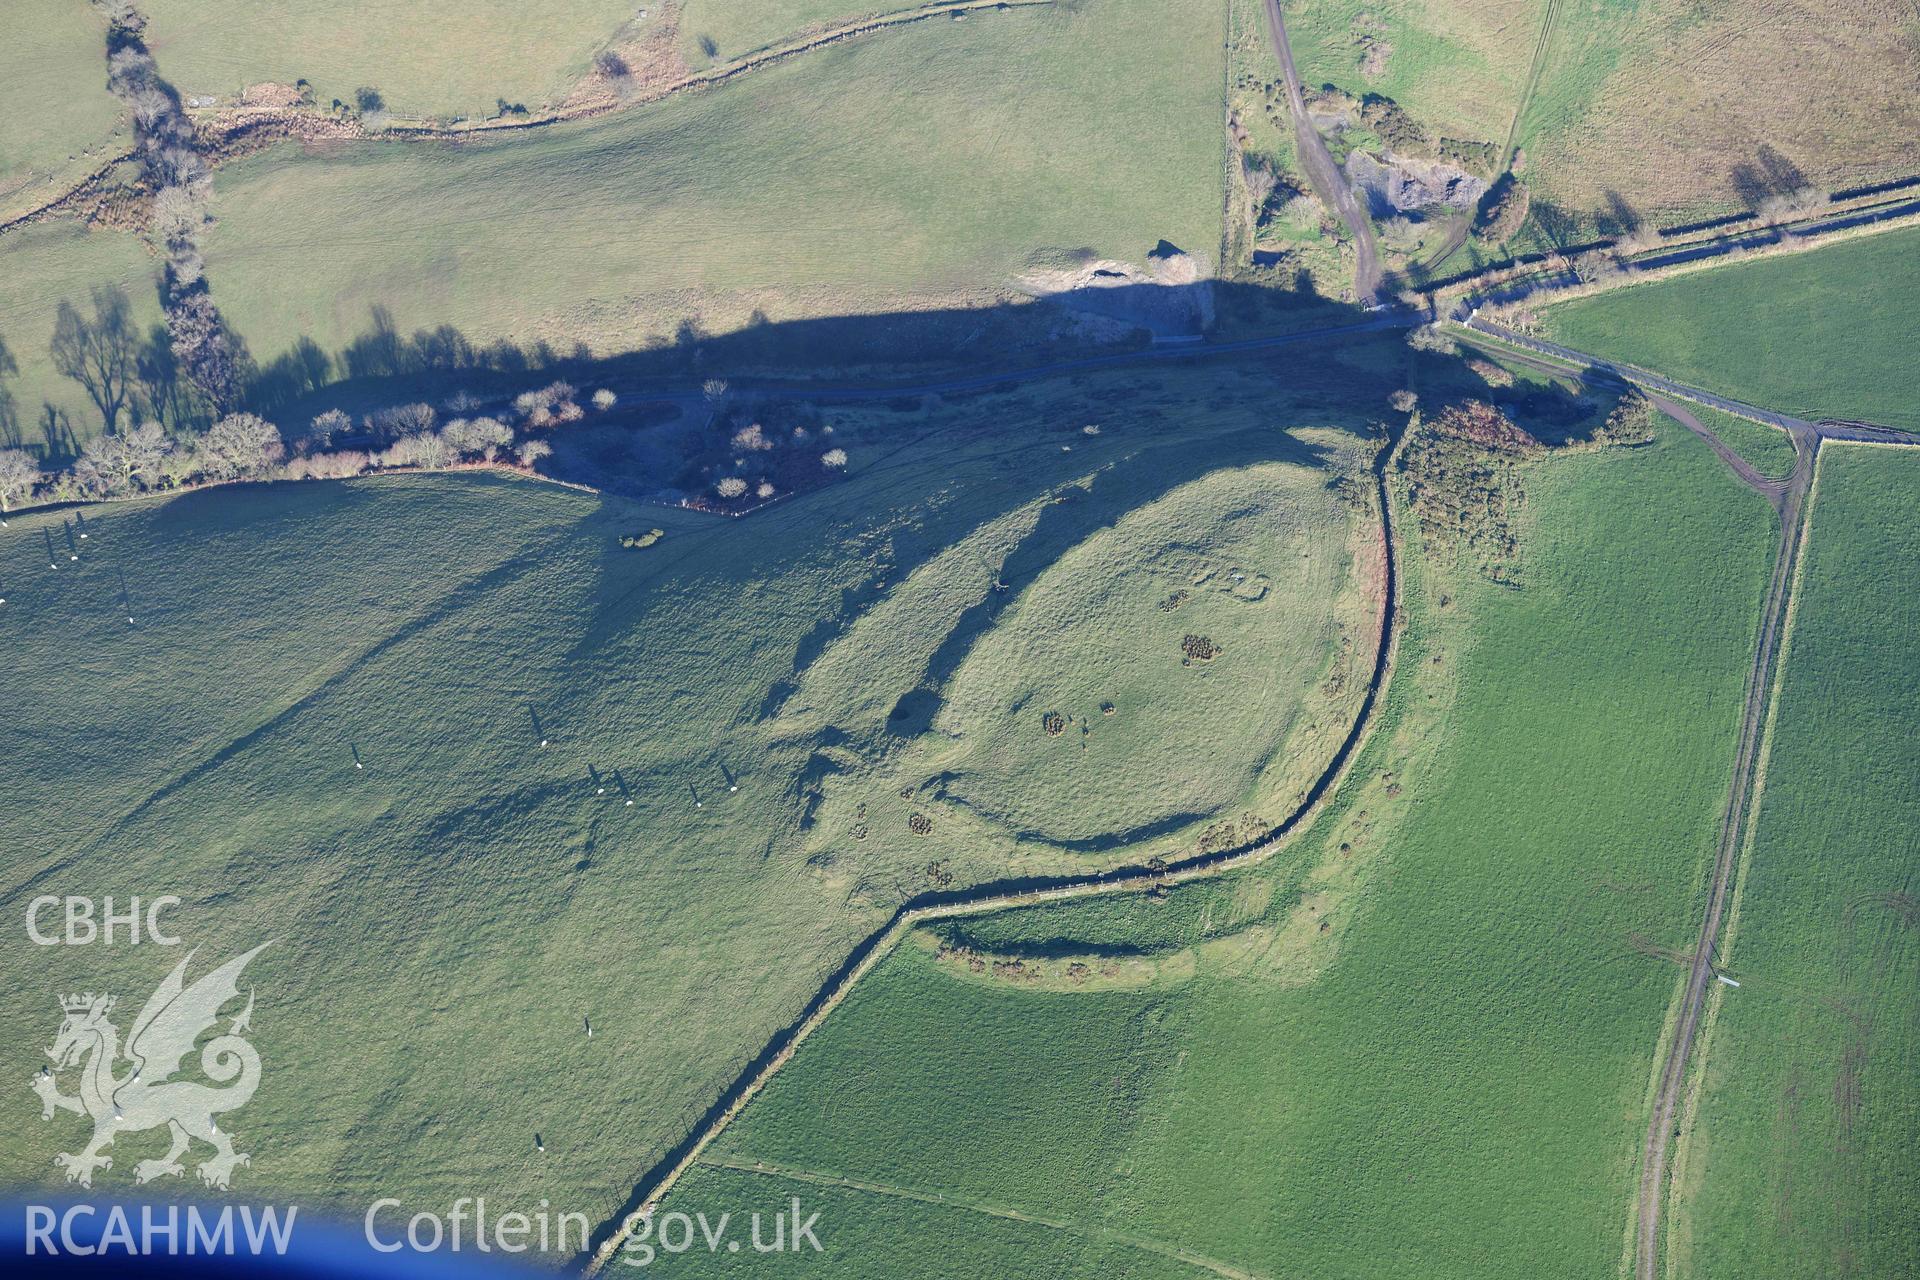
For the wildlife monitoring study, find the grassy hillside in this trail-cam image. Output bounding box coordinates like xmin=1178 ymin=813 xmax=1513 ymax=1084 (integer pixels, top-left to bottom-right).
xmin=0 ymin=0 xmax=126 ymax=220
xmin=139 ymin=0 xmax=638 ymax=119
xmin=1670 ymin=445 xmax=1920 ymax=1279
xmin=0 ymin=350 xmax=1385 ymax=1249
xmin=193 ymin=0 xmax=1224 ymax=379
xmin=661 ymin=416 xmax=1779 ymax=1278
xmin=777 ymin=455 xmax=1378 ymax=856
xmin=1538 ymin=227 xmax=1920 ymax=430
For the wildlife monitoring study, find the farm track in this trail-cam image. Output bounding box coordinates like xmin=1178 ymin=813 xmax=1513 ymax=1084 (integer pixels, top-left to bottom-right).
xmin=578 ymin=364 xmax=1410 ymax=1275
xmin=700 ymin=1154 xmax=1271 ymax=1280
xmin=1502 ymin=0 xmax=1562 ymax=170
xmin=1634 ymin=418 xmax=1816 ymax=1280
xmin=1650 ymin=396 xmax=1789 ymax=504
xmin=1415 ymin=0 xmax=1561 ymax=280
xmin=1260 ymin=0 xmax=1384 ymax=305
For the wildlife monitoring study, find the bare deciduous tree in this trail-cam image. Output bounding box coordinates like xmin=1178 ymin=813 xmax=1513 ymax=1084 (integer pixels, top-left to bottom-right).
xmin=1405 ymin=324 xmax=1457 ymax=355
xmin=198 ymin=412 xmax=284 ymax=479
xmin=149 ymin=183 xmax=208 ymax=248
xmin=165 ymin=289 xmax=246 ymax=414
xmin=441 ymin=415 xmax=514 ymax=459
xmin=311 ymin=408 xmax=351 ymax=446
xmin=1569 ymin=249 xmax=1622 ymax=286
xmin=1756 ymin=185 xmax=1824 ymax=226
xmin=78 ymin=420 xmax=172 ymax=494
xmin=0 ymin=447 xmax=41 ymax=513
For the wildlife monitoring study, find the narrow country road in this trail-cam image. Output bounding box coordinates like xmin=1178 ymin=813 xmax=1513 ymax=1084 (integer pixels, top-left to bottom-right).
xmin=1261 ymin=0 xmax=1385 ymax=305
xmin=1456 ymin=315 xmax=1920 ymax=446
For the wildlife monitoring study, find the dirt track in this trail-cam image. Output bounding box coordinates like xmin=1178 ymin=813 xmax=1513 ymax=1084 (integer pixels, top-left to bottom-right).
xmin=1261 ymin=0 xmax=1384 ymax=305
xmin=1632 ymin=414 xmax=1815 ymax=1280
xmin=1650 ymin=396 xmax=1791 ymax=504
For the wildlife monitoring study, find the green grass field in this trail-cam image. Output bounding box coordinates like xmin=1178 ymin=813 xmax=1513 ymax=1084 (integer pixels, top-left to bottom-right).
xmin=0 ymin=0 xmax=126 ymax=221
xmin=1283 ymin=0 xmax=1544 ymax=146
xmin=1539 ymin=228 xmax=1920 ymax=430
xmin=0 ymin=349 xmax=1390 ymax=1251
xmin=0 ymin=219 xmax=165 ymax=450
xmin=653 ymin=415 xmax=1780 ymax=1278
xmin=139 ymin=0 xmax=638 ymax=120
xmin=1668 ymin=445 xmax=1920 ymax=1279
xmin=179 ymin=0 xmax=1222 ymax=387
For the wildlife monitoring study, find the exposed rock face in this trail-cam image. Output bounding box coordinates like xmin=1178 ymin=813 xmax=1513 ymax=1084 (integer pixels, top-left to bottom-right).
xmin=1017 ymin=244 xmax=1215 ymax=336
xmin=1346 ymin=151 xmax=1489 ymax=216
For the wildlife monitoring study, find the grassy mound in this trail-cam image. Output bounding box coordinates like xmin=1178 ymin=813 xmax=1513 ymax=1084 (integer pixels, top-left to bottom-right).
xmin=0 ymin=352 xmax=1385 ymax=1246
xmin=663 ymin=416 xmax=1779 ymax=1279
xmin=929 ymin=462 xmax=1369 ymax=847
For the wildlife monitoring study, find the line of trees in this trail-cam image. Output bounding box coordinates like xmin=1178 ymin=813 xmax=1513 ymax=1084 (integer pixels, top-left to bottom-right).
xmin=0 ymin=380 xmax=603 ymax=514
xmin=97 ymin=0 xmax=247 ymax=419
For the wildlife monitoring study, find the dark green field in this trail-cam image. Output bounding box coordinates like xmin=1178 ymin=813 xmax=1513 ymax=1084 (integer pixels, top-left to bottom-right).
xmin=1539 ymin=228 xmax=1920 ymax=430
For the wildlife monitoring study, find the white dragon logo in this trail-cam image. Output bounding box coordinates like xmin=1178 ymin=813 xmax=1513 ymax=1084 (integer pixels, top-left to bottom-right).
xmin=31 ymin=944 xmax=269 ymax=1190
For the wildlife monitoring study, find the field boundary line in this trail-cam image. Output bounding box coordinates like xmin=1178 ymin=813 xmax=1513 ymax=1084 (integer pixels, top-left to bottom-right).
xmin=579 ymin=417 xmax=1409 ymax=1275
xmin=1456 ymin=204 xmax=1920 ymax=325
xmin=234 ymin=1 xmax=1054 ymax=143
xmin=698 ymin=1154 xmax=1269 ymax=1279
